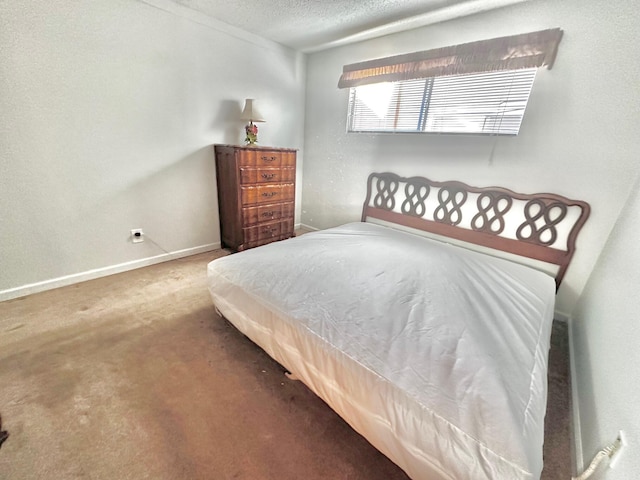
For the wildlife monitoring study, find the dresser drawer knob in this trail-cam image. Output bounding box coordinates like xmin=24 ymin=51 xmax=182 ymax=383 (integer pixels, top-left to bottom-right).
xmin=261 ymin=192 xmax=278 ymax=198
xmin=261 ymin=155 xmax=277 ymax=163
xmin=261 ymin=173 xmax=277 ymax=179
xmin=262 ymin=227 xmax=277 ymax=234
xmin=261 ymin=211 xmax=275 ymax=217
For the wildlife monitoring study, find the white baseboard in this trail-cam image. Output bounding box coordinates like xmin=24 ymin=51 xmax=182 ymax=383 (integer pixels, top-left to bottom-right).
xmin=0 ymin=243 xmax=220 ymax=302
xmin=297 ymin=223 xmax=319 ymax=231
xmin=553 ymin=310 xmax=570 ymax=323
xmin=567 ymin=316 xmax=584 ymax=474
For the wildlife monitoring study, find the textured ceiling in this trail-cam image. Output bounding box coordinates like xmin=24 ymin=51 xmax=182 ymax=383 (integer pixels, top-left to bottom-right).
xmin=169 ymin=0 xmax=529 ymax=52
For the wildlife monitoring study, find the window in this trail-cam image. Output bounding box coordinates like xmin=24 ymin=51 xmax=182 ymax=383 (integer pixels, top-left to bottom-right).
xmin=338 ymin=28 xmax=563 ymax=136
xmin=347 ymin=68 xmax=537 ymax=136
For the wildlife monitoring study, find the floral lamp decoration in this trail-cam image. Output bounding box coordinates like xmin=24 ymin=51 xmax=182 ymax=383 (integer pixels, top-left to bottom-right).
xmin=240 ymin=98 xmax=265 ymax=145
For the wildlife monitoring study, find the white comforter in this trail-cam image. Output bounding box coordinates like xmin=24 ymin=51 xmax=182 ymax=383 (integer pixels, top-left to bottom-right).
xmin=207 ymin=222 xmax=556 ymax=480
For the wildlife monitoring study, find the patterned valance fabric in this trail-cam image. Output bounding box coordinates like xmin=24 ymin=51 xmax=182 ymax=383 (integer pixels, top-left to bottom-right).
xmin=338 ymin=28 xmax=563 ymax=88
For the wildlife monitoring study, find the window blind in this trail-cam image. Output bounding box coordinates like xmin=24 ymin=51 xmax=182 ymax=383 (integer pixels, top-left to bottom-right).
xmin=347 ymin=68 xmax=537 ymax=135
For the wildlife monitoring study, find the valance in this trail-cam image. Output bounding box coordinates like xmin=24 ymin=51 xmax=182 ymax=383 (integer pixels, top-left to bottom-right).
xmin=338 ymin=28 xmax=563 ymax=89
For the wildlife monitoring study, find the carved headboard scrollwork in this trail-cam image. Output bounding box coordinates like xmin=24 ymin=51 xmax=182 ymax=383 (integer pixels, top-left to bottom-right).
xmin=361 ymin=172 xmax=590 ymax=289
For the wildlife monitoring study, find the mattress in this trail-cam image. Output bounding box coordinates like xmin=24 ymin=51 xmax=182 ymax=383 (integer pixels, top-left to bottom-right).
xmin=207 ymin=222 xmax=556 ymax=480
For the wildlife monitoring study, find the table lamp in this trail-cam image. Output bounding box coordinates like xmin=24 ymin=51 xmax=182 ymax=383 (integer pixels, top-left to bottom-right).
xmin=240 ymin=99 xmax=265 ymax=145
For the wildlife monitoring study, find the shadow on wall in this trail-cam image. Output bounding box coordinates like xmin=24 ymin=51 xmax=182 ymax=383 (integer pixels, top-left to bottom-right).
xmin=129 ymin=146 xmax=220 ymax=246
xmin=214 ymin=99 xmax=244 ymax=145
xmin=91 ymin=146 xmax=221 ymax=255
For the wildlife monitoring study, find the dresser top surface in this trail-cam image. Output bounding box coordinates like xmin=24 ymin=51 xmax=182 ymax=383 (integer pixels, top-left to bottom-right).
xmin=215 ymin=144 xmax=297 ymax=153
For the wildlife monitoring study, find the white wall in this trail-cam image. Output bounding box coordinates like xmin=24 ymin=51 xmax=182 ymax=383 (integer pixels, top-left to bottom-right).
xmin=0 ymin=0 xmax=305 ymax=299
xmin=301 ymin=0 xmax=640 ymax=316
xmin=571 ymin=174 xmax=640 ymax=479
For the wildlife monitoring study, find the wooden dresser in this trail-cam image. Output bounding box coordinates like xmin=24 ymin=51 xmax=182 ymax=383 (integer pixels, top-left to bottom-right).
xmin=214 ymin=144 xmax=296 ymax=251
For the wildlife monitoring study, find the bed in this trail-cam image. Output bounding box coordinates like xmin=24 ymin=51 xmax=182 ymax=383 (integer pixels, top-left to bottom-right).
xmin=207 ymin=172 xmax=590 ymax=480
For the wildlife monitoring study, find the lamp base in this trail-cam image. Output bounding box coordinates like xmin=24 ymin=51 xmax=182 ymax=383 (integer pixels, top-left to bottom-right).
xmin=245 ymin=122 xmax=258 ymax=145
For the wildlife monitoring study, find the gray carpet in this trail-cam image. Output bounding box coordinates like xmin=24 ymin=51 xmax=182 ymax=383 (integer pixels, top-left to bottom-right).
xmin=0 ymin=249 xmax=570 ymax=479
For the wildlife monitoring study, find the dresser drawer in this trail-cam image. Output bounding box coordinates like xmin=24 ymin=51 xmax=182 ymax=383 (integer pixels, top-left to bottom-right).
xmin=242 ymin=202 xmax=294 ymax=226
xmin=237 ymin=149 xmax=296 ymax=167
xmin=240 ymin=183 xmax=295 ymax=206
xmin=239 ymin=167 xmax=295 ymax=185
xmin=243 ymin=218 xmax=294 ymax=244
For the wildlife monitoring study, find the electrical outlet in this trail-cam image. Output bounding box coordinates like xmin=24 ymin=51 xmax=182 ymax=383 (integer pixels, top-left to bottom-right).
xmin=130 ymin=228 xmax=144 ymax=244
xmin=609 ymin=430 xmax=627 ymax=469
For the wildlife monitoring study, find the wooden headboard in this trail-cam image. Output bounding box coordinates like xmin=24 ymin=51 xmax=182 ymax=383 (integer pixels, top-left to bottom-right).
xmin=361 ymin=172 xmax=590 ymax=289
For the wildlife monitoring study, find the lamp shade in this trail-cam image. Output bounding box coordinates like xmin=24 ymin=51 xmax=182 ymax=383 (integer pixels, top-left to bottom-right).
xmin=240 ymin=99 xmax=265 ymax=123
